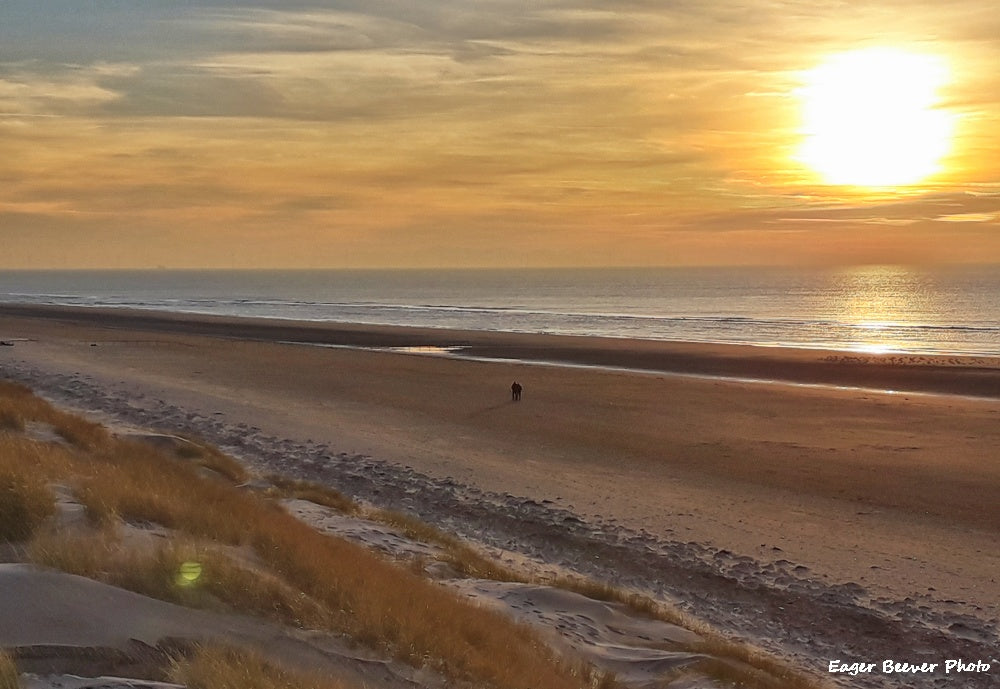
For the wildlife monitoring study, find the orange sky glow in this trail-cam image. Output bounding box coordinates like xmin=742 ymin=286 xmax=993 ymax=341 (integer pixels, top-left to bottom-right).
xmin=1 ymin=1 xmax=998 ymax=269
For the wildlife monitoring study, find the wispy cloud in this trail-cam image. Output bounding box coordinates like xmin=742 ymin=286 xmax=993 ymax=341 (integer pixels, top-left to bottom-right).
xmin=0 ymin=63 xmax=132 ymax=116
xmin=935 ymin=212 xmax=996 ymax=222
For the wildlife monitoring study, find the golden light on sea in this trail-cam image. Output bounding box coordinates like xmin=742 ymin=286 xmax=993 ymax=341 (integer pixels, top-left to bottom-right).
xmin=833 ymin=265 xmax=945 ymax=354
xmin=796 ymin=48 xmax=956 ymax=188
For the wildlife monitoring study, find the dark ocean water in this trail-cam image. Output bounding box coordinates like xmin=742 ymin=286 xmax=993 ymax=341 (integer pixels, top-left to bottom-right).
xmin=1 ymin=265 xmax=998 ymax=356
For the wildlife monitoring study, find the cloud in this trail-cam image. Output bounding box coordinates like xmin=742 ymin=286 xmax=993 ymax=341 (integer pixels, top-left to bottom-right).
xmin=0 ymin=64 xmax=130 ymax=116
xmin=935 ymin=212 xmax=996 ymax=223
xmin=2 ymin=1 xmax=999 ymax=267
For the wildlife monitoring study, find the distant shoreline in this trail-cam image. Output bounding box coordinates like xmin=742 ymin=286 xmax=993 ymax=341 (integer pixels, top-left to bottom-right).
xmin=2 ymin=303 xmax=999 ymax=399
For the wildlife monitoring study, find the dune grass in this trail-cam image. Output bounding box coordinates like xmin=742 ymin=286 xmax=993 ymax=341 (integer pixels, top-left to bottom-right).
xmin=55 ymin=474 xmax=593 ymax=688
xmin=171 ymin=433 xmax=249 ymax=483
xmin=170 ymin=645 xmax=354 ymax=689
xmin=277 ymin=482 xmax=825 ymax=689
xmin=0 ymin=435 xmax=64 ymax=542
xmin=0 ymin=471 xmax=54 ymax=542
xmin=282 ymin=482 xmax=827 ymax=689
xmin=0 ymin=651 xmax=18 ymax=689
xmin=368 ymin=507 xmax=529 ymax=582
xmin=0 ymin=380 xmax=109 ymax=451
xmin=29 ymin=527 xmax=180 ymax=601
xmin=266 ymin=474 xmax=358 ymax=514
xmin=269 ymin=478 xmax=527 ymax=580
xmin=29 ymin=529 xmax=332 ymax=630
xmin=689 ymin=640 xmax=832 ymax=689
xmin=1 ymin=381 xmax=598 ymax=689
xmin=0 ymin=408 xmax=24 ymax=432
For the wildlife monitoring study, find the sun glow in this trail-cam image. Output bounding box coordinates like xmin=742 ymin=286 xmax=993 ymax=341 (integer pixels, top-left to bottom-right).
xmin=797 ymin=48 xmax=955 ymax=188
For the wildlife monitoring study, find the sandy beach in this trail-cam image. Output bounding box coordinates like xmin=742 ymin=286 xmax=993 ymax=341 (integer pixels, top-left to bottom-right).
xmin=1 ymin=305 xmax=998 ymax=687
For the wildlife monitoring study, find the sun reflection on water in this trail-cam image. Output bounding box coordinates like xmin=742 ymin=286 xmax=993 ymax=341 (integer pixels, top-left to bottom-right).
xmin=831 ymin=265 xmax=939 ymax=353
xmin=853 ymin=343 xmax=893 ymax=354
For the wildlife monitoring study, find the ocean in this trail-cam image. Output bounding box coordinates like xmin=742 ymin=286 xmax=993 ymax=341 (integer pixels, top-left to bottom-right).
xmin=1 ymin=265 xmax=998 ymax=356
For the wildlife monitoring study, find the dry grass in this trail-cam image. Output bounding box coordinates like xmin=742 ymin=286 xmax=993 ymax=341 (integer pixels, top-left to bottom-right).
xmin=0 ymin=381 xmax=594 ymax=689
xmin=171 ymin=433 xmax=249 ymax=483
xmin=546 ymin=575 xmax=662 ymax=617
xmin=67 ymin=488 xmax=587 ymax=687
xmin=688 ymin=640 xmax=827 ymax=689
xmin=266 ymin=474 xmax=358 ymax=514
xmin=0 ymin=436 xmax=62 ymax=542
xmin=0 ymin=407 xmax=24 ymax=432
xmin=51 ymin=414 xmax=109 ymax=450
xmin=0 ymin=380 xmax=109 ymax=450
xmin=266 ymin=479 xmax=522 ymax=581
xmin=272 ymin=482 xmax=824 ymax=689
xmin=0 ymin=386 xmax=32 ymax=433
xmin=0 ymin=650 xmax=18 ymax=689
xmin=368 ymin=508 xmax=527 ymax=582
xmin=269 ymin=479 xmax=525 ymax=581
xmin=0 ymin=471 xmax=54 ymax=542
xmin=170 ymin=645 xmax=354 ymax=689
xmin=0 ymin=434 xmax=74 ymax=478
xmin=368 ymin=508 xmax=822 ymax=689
xmin=73 ymin=440 xmax=266 ymax=543
xmin=29 ymin=530 xmax=332 ymax=630
xmin=29 ymin=527 xmax=177 ymax=600
xmin=243 ymin=505 xmax=589 ymax=688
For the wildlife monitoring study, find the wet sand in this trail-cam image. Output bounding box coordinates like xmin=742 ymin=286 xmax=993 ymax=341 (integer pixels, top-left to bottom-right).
xmin=1 ymin=305 xmax=998 ymax=687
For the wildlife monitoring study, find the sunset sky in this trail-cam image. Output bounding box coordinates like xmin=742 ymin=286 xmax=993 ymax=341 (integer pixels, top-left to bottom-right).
xmin=2 ymin=1 xmax=998 ymax=269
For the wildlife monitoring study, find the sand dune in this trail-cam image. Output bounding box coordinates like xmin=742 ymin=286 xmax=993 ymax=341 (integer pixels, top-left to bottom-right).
xmin=453 ymin=580 xmax=707 ymax=685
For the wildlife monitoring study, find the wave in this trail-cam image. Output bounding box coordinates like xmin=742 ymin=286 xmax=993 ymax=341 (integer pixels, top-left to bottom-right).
xmin=6 ymin=294 xmax=1000 ymax=335
xmin=104 ymin=299 xmax=1000 ymax=333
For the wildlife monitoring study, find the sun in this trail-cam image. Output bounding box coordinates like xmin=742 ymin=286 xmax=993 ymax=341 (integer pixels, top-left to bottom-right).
xmin=797 ymin=47 xmax=955 ymax=188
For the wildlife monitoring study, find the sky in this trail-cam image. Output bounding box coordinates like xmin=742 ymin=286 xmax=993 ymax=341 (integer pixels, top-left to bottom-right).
xmin=1 ymin=1 xmax=998 ymax=269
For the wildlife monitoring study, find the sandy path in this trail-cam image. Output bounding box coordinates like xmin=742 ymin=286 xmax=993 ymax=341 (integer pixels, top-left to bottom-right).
xmin=1 ymin=311 xmax=998 ymax=687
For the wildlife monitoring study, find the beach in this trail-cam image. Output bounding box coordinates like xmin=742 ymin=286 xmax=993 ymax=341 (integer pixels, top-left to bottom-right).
xmin=1 ymin=305 xmax=998 ymax=687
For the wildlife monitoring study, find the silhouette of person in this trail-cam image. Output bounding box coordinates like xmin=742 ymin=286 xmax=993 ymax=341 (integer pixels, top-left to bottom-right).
xmin=511 ymin=381 xmax=522 ymax=401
